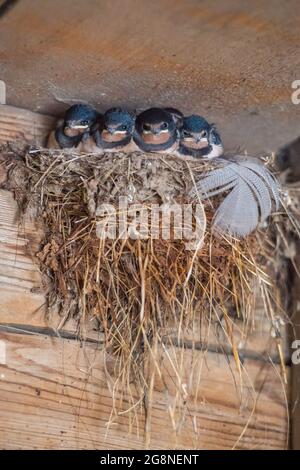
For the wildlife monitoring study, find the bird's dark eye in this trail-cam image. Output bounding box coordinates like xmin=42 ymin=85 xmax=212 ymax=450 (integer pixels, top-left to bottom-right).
xmin=121 ymin=124 xmax=127 ymax=131
xmin=161 ymin=122 xmax=168 ymax=130
xmin=182 ymin=130 xmax=190 ymax=137
xmin=202 ymin=130 xmax=208 ymax=138
xmin=80 ymin=120 xmax=89 ymax=126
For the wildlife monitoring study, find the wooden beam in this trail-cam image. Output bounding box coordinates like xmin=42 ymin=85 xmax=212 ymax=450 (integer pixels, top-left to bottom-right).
xmin=0 ymin=331 xmax=289 ymax=450
xmin=0 ymin=104 xmax=54 ymax=147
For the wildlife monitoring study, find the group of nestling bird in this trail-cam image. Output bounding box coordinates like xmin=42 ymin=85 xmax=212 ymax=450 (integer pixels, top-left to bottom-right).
xmin=46 ymin=103 xmax=281 ymax=238
xmin=47 ymin=104 xmax=224 ymax=159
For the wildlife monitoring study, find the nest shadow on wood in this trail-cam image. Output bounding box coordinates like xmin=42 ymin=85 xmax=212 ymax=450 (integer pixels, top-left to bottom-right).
xmin=0 ymin=146 xmax=295 ymax=440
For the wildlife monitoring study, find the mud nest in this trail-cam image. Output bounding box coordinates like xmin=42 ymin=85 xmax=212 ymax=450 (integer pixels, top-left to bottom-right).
xmin=0 ymin=145 xmax=295 ymax=431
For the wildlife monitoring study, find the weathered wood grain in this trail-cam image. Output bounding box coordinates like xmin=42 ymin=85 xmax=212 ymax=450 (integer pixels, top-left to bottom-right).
xmin=0 ymin=331 xmax=289 ymax=450
xmin=182 ymin=285 xmax=290 ymax=362
xmin=0 ymin=104 xmax=54 ymax=147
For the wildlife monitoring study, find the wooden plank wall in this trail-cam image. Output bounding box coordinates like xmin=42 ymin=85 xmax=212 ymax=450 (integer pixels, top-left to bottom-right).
xmin=0 ymin=104 xmax=291 ymax=449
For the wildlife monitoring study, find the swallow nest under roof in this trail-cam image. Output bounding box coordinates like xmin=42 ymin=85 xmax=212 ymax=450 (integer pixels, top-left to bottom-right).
xmin=0 ymin=145 xmax=297 ymax=433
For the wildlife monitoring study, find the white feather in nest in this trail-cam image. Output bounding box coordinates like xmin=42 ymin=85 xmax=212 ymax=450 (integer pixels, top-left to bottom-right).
xmin=190 ymin=156 xmax=280 ymax=237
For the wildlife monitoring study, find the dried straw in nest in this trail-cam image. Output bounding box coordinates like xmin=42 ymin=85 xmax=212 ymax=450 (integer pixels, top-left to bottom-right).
xmin=0 ymin=146 xmax=293 ymax=434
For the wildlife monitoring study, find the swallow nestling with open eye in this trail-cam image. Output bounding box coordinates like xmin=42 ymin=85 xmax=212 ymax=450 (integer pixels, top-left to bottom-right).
xmin=89 ymin=107 xmax=137 ymax=153
xmin=133 ymin=107 xmax=179 ymax=153
xmin=47 ymin=104 xmax=99 ymax=150
xmin=177 ymin=115 xmax=224 ymax=159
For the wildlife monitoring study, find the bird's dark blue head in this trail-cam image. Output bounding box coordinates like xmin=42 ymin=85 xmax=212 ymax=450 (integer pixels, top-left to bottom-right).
xmin=101 ymin=108 xmax=135 ymax=139
xmin=135 ymin=108 xmax=176 ymax=146
xmin=178 ymin=114 xmax=224 ymax=158
xmin=180 ymin=115 xmax=222 ymax=147
xmin=64 ymin=104 xmax=98 ymax=133
xmin=182 ymin=115 xmax=210 ymax=136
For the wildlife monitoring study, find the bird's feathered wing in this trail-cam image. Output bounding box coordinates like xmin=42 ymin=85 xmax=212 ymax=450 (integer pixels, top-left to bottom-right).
xmin=190 ymin=158 xmax=280 ymax=237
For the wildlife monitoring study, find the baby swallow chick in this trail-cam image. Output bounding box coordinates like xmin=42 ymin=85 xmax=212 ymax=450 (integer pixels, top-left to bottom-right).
xmin=47 ymin=104 xmax=99 ymax=150
xmin=133 ymin=107 xmax=179 ymax=153
xmin=177 ymin=115 xmax=224 ymax=159
xmin=91 ymin=107 xmax=136 ymax=153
